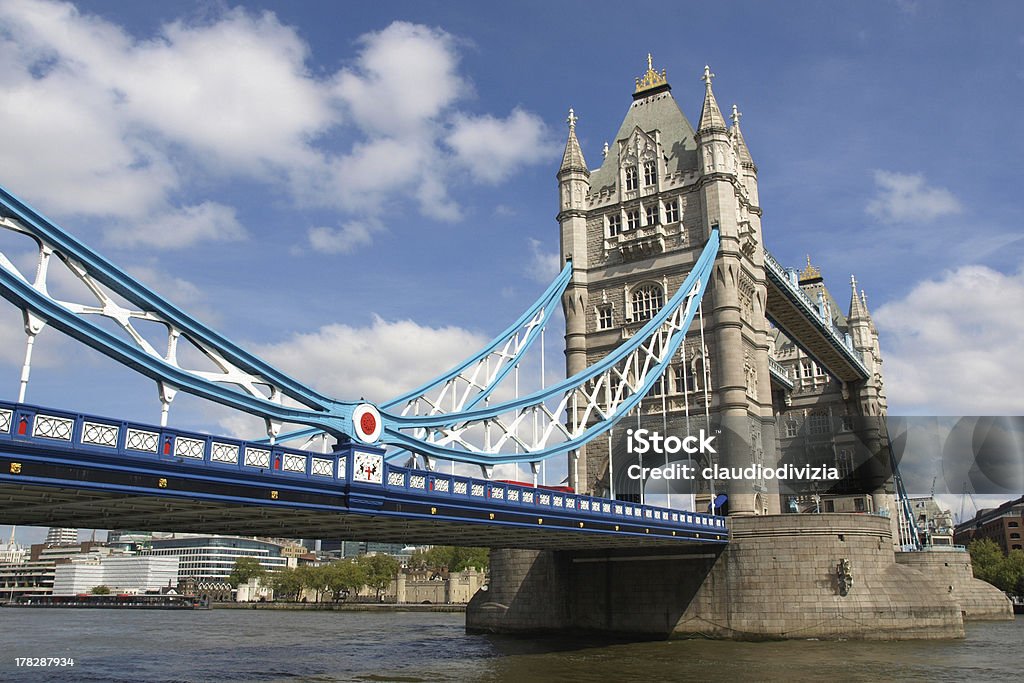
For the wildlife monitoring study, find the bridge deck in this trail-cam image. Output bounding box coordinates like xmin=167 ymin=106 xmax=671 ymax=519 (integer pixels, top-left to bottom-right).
xmin=763 ymin=249 xmax=869 ymax=383
xmin=0 ymin=401 xmax=728 ymax=550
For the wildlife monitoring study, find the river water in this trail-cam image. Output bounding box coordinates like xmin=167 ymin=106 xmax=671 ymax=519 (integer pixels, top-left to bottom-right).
xmin=1 ymin=610 xmax=1020 ymax=682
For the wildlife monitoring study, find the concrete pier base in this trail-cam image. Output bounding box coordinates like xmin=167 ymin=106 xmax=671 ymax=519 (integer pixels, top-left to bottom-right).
xmin=468 ymin=514 xmax=983 ymax=640
xmin=895 ymin=548 xmax=1013 ymax=620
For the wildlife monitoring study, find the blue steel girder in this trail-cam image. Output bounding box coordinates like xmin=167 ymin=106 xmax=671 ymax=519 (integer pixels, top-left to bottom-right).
xmin=269 ymin=262 xmax=573 ymax=450
xmin=762 ymin=248 xmax=869 ymax=383
xmin=0 ymin=400 xmax=729 ymax=549
xmin=0 ymin=185 xmax=365 ymax=442
xmin=378 ymin=230 xmax=719 ymax=465
xmin=0 ymin=181 xmax=717 ymax=467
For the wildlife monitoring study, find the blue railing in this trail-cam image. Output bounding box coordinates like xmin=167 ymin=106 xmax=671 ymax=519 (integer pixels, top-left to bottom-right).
xmin=0 ymin=400 xmax=728 ymax=535
xmin=762 ymin=249 xmax=868 ymax=377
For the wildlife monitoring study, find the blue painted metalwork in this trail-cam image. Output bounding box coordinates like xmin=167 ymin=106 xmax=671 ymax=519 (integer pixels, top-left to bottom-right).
xmin=762 ymin=247 xmax=869 ymax=379
xmin=0 ymin=183 xmax=720 ymax=466
xmin=0 ymin=399 xmax=729 ymax=543
xmin=0 ymin=184 xmax=362 ymax=438
xmin=377 ymin=230 xmax=719 ymax=465
xmin=269 ymin=261 xmax=573 ymax=450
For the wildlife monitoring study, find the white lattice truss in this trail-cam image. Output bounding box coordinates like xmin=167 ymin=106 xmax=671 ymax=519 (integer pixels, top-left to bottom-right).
xmin=389 ymin=279 xmax=704 ymax=464
xmin=391 ymin=307 xmax=547 ymax=419
xmin=0 ymin=211 xmax=345 ymax=437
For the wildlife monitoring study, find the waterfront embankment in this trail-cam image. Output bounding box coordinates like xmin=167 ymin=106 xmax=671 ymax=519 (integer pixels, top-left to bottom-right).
xmin=212 ymin=601 xmax=465 ymax=612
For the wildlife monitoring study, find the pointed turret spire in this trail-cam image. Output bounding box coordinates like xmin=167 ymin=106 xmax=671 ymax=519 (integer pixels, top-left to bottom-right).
xmin=848 ymin=274 xmax=867 ymax=319
xmin=559 ymin=107 xmax=589 ymax=174
xmin=698 ymin=65 xmax=727 ymax=134
xmin=731 ymin=103 xmax=754 ymax=168
xmin=862 ymin=290 xmax=877 ymax=332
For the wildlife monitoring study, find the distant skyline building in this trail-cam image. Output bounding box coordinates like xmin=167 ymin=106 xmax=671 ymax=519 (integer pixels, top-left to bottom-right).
xmin=52 ymin=555 xmax=180 ymax=595
xmin=44 ymin=527 xmax=78 ymax=546
xmin=955 ymin=495 xmax=1024 ymax=553
xmin=138 ymin=535 xmax=288 ymax=582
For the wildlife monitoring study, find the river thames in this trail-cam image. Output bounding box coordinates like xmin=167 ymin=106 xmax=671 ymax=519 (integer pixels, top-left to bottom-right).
xmin=1 ymin=610 xmax=1020 ymax=681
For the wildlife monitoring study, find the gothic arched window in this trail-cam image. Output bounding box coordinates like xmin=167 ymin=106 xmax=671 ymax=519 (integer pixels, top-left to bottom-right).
xmin=631 ymin=284 xmax=663 ymax=322
xmin=644 ymin=160 xmax=657 ymax=186
xmin=624 ymin=166 xmax=638 ymax=191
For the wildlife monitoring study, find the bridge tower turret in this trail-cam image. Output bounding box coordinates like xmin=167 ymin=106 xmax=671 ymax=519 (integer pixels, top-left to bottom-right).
xmin=556 ymin=57 xmax=779 ymax=514
xmin=847 ymin=276 xmax=894 ymax=532
xmin=847 ymin=276 xmax=887 ymax=417
xmin=558 ymin=109 xmax=591 ymax=490
xmin=695 ymin=67 xmax=777 ymax=516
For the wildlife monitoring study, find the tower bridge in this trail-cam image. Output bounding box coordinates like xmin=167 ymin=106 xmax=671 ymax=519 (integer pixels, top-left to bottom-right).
xmin=0 ymin=55 xmax=1011 ymax=639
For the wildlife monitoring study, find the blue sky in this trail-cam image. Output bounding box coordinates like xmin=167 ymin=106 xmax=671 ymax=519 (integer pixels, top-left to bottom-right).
xmin=1 ymin=0 xmax=1021 ymax=544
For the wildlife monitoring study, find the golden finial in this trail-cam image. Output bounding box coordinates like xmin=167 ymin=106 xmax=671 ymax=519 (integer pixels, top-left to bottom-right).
xmin=799 ymin=254 xmax=822 ymax=282
xmin=634 ymin=54 xmax=669 ymax=95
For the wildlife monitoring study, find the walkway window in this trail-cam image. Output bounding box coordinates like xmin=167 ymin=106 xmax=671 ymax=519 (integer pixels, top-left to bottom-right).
xmin=625 ymin=166 xmax=638 ymax=191
xmin=643 ymin=161 xmax=657 ymax=186
xmin=631 ymin=284 xmax=664 ymax=322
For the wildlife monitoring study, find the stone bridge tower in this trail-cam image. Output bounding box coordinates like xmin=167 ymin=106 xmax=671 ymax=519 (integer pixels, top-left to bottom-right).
xmin=558 ymin=57 xmax=779 ymax=516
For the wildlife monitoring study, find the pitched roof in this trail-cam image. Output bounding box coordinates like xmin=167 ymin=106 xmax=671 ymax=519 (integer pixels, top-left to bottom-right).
xmin=559 ymin=113 xmax=589 ymax=175
xmin=731 ymin=105 xmax=754 ymax=169
xmin=697 ymin=66 xmax=727 ymax=135
xmin=588 ymin=91 xmax=698 ymax=196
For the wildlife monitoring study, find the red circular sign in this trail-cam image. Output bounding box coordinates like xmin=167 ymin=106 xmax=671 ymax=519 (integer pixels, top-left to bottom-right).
xmin=360 ymin=411 xmax=377 ymax=436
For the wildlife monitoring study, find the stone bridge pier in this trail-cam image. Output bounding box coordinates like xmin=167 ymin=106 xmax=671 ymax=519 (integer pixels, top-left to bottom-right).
xmin=467 ymin=513 xmax=1011 ymax=640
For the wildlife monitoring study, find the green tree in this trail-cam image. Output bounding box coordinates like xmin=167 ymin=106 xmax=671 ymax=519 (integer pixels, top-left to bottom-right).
xmin=997 ymin=550 xmax=1024 ymax=595
xmin=356 ymin=554 xmax=400 ymax=600
xmin=323 ymin=560 xmax=367 ymax=601
xmin=271 ymin=567 xmax=304 ymax=601
xmin=90 ymin=585 xmax=111 ymax=595
xmin=411 ymin=546 xmax=489 ymax=573
xmin=968 ymin=539 xmax=1003 ymax=585
xmin=227 ymin=556 xmax=266 ymax=588
xmin=968 ymin=540 xmax=1024 ymax=594
xmin=294 ymin=564 xmax=325 ymax=602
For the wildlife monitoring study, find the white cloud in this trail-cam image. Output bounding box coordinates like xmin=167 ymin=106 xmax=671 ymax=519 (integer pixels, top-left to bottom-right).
xmin=875 ymin=263 xmax=1024 ymax=414
xmin=525 ymin=238 xmax=560 ymax=284
xmin=866 ymin=170 xmax=962 ymax=224
xmin=308 ymin=219 xmax=380 ymax=254
xmin=0 ymin=2 xmax=554 ymax=254
xmin=250 ymin=315 xmax=489 ymax=403
xmin=447 ymin=108 xmax=555 ymax=183
xmin=333 ymin=22 xmax=463 ymax=136
xmin=105 ymin=202 xmax=246 ymax=249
